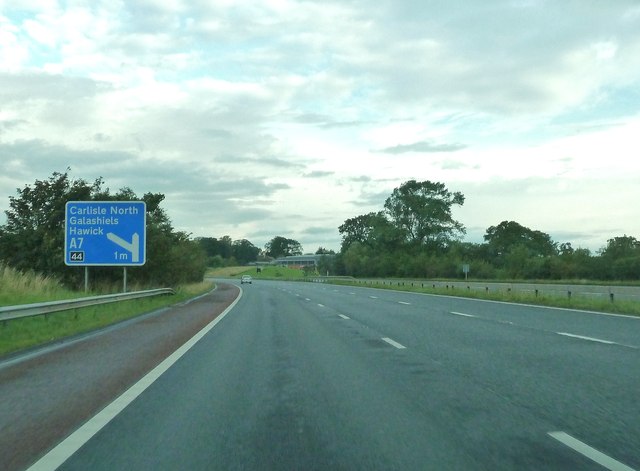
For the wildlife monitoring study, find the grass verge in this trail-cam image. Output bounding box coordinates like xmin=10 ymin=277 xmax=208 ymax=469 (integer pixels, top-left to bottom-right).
xmin=206 ymin=265 xmax=640 ymax=316
xmin=331 ymin=279 xmax=640 ymax=317
xmin=0 ymin=280 xmax=215 ymax=358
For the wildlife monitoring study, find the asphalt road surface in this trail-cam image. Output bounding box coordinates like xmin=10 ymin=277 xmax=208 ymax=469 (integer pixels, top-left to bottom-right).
xmin=9 ymin=280 xmax=640 ymax=470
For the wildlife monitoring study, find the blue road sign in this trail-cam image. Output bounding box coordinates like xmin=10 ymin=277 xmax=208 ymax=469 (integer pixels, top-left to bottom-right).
xmin=65 ymin=201 xmax=146 ymax=266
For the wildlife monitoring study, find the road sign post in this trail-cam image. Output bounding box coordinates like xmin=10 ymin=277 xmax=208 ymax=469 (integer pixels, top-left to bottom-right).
xmin=65 ymin=201 xmax=147 ymax=290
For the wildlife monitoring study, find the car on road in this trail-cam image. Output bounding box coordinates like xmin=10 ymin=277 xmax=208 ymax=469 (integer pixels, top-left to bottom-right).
xmin=240 ymin=275 xmax=252 ymax=284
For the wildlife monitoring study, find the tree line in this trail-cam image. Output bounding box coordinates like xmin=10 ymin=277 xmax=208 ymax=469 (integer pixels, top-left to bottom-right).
xmin=196 ymin=235 xmax=334 ymax=266
xmin=2 ymin=173 xmax=637 ymax=289
xmin=0 ymin=171 xmax=206 ymax=289
xmin=333 ymin=180 xmax=640 ymax=281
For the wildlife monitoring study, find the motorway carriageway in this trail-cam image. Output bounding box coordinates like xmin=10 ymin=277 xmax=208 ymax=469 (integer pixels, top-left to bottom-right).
xmin=2 ymin=280 xmax=639 ymax=470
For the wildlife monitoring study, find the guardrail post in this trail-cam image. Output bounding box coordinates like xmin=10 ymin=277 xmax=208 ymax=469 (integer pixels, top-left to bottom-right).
xmin=535 ymin=289 xmax=538 ymax=297
xmin=610 ymin=293 xmax=614 ymax=303
xmin=567 ymin=290 xmax=572 ymax=300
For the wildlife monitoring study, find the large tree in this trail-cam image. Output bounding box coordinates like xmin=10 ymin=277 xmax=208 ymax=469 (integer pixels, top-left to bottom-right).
xmin=232 ymin=239 xmax=260 ymax=264
xmin=599 ymin=235 xmax=640 ymax=260
xmin=264 ymin=236 xmax=302 ymax=258
xmin=483 ymin=220 xmax=557 ymax=259
xmin=383 ymin=180 xmax=465 ymax=249
xmin=338 ymin=212 xmax=400 ymax=252
xmin=0 ymin=171 xmax=99 ymax=278
xmin=598 ymin=235 xmax=640 ymax=280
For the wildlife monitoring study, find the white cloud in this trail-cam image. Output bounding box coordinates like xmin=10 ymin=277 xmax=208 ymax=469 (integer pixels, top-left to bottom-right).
xmin=0 ymin=16 xmax=29 ymax=71
xmin=0 ymin=1 xmax=639 ymax=252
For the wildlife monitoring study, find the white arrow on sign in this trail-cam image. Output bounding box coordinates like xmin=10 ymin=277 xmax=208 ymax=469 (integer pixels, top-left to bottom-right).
xmin=107 ymin=232 xmax=140 ymax=263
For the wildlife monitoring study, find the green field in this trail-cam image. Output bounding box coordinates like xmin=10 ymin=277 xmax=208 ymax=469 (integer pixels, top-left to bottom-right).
xmin=207 ymin=265 xmax=309 ymax=280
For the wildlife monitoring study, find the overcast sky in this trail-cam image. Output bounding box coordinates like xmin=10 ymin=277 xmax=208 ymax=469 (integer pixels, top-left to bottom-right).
xmin=1 ymin=0 xmax=639 ymax=253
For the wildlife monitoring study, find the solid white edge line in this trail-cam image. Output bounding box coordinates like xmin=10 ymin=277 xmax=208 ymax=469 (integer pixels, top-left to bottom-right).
xmin=556 ymin=332 xmax=616 ymax=345
xmin=338 ymin=314 xmax=350 ymax=320
xmin=548 ymin=431 xmax=636 ymax=471
xmin=450 ymin=311 xmax=475 ymax=317
xmin=381 ymin=337 xmax=406 ymax=349
xmin=26 ymin=288 xmax=243 ymax=471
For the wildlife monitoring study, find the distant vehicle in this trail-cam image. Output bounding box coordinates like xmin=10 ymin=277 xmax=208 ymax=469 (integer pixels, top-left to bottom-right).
xmin=240 ymin=275 xmax=252 ymax=284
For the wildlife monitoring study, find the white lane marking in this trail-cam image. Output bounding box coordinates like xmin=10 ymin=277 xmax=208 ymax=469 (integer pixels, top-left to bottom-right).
xmin=349 ymin=292 xmax=356 ymax=295
xmin=556 ymin=332 xmax=616 ymax=345
xmin=381 ymin=337 xmax=406 ymax=349
xmin=451 ymin=311 xmax=475 ymax=318
xmin=398 ymin=301 xmax=411 ymax=305
xmin=305 ymin=298 xmax=311 ymax=301
xmin=318 ymin=304 xmax=325 ymax=307
xmin=26 ymin=289 xmax=243 ymax=471
xmin=548 ymin=431 xmax=636 ymax=471
xmin=369 ymin=296 xmax=378 ymax=299
xmin=338 ymin=314 xmax=350 ymax=320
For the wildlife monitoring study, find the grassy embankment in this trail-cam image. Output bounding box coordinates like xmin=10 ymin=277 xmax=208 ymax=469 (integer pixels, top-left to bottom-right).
xmin=208 ymin=265 xmax=640 ymax=316
xmin=0 ymin=264 xmax=214 ymax=357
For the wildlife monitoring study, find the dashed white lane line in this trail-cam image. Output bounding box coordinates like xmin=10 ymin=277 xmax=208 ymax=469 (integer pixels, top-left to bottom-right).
xmin=338 ymin=314 xmax=350 ymax=320
xmin=450 ymin=311 xmax=475 ymax=318
xmin=305 ymin=298 xmax=311 ymax=301
xmin=381 ymin=337 xmax=407 ymax=349
xmin=369 ymin=296 xmax=378 ymax=299
xmin=318 ymin=304 xmax=325 ymax=307
xmin=556 ymin=332 xmax=616 ymax=345
xmin=398 ymin=301 xmax=411 ymax=305
xmin=548 ymin=431 xmax=636 ymax=471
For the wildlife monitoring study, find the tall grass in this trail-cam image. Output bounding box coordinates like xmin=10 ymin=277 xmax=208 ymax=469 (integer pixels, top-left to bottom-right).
xmin=0 ymin=263 xmax=80 ymax=306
